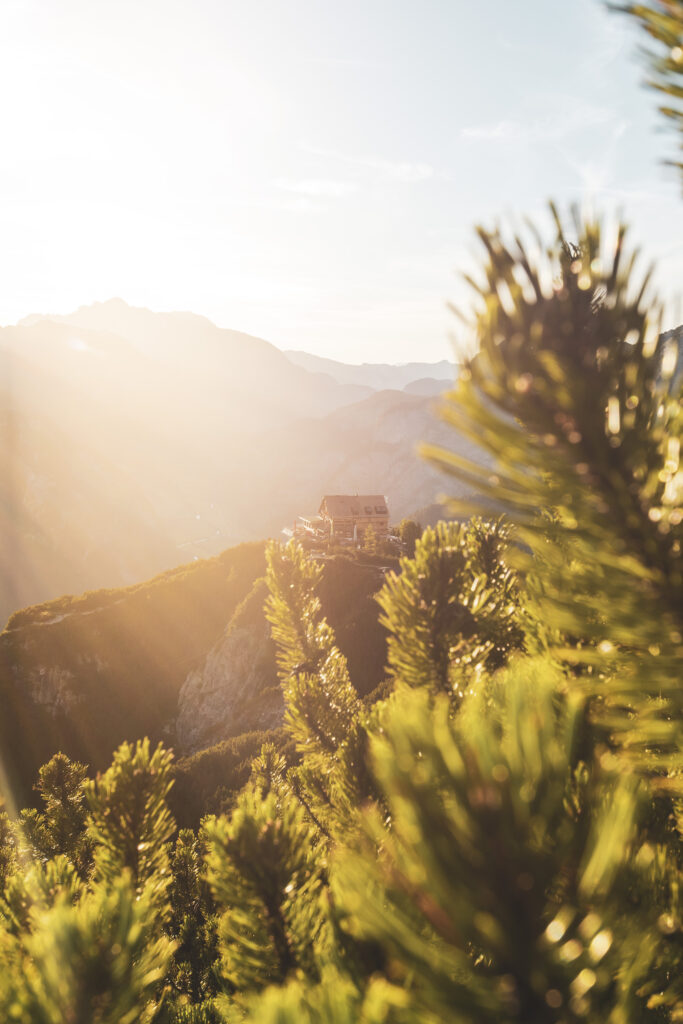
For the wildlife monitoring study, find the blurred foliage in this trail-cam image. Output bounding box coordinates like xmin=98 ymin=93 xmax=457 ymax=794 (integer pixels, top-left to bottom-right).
xmin=0 ymin=876 xmax=175 ymax=1024
xmin=0 ymin=285 xmax=680 ymax=1024
xmin=398 ymin=517 xmax=422 ymax=556
xmin=424 ymin=209 xmax=683 ymax=779
xmin=362 ymin=525 xmax=379 ymax=555
xmin=617 ymin=0 xmax=683 ymax=178
xmin=335 ymin=672 xmax=647 ymax=1023
xmin=0 ymin=742 xmax=177 ymax=1022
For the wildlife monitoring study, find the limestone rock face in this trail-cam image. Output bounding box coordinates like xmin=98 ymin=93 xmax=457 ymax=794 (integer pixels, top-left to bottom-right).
xmin=24 ymin=664 xmax=83 ymax=716
xmin=175 ymin=618 xmax=282 ymax=754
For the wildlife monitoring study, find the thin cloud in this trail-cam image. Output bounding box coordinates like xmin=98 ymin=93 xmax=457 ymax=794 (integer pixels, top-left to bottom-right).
xmin=273 ymin=178 xmax=358 ymax=198
xmin=557 ymin=118 xmax=630 ymax=196
xmin=363 ymin=156 xmax=434 ymax=183
xmin=301 ymin=144 xmax=434 ymax=183
xmin=575 ymin=0 xmax=628 ymax=76
xmin=249 ymin=195 xmax=323 ymax=214
xmin=305 ymin=56 xmax=388 ymax=68
xmin=462 ymin=103 xmax=613 ymax=143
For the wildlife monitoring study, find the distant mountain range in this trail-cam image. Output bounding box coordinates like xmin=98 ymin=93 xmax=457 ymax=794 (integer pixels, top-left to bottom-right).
xmin=285 ymin=349 xmax=457 ymax=392
xmin=0 ymin=299 xmax=467 ymax=625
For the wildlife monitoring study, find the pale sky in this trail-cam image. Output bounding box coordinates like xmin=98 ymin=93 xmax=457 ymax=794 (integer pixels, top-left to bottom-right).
xmin=1 ymin=0 xmax=681 ymax=363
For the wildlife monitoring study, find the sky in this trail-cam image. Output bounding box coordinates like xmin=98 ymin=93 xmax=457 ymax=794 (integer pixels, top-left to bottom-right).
xmin=0 ymin=0 xmax=681 ymax=363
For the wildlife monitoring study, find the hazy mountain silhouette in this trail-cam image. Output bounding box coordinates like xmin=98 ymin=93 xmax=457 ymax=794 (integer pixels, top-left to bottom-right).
xmin=403 ymin=377 xmax=454 ymax=396
xmin=237 ymin=388 xmax=481 ymax=539
xmin=285 ymin=348 xmax=457 ymax=391
xmin=1 ymin=300 xmax=471 ymax=625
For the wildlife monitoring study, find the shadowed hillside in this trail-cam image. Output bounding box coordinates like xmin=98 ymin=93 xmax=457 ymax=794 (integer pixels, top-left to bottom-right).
xmin=0 ymin=542 xmax=391 ymax=807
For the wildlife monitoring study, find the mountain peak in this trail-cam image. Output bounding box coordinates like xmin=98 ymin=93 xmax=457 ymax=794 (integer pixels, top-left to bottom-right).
xmin=81 ymin=296 xmax=130 ymax=312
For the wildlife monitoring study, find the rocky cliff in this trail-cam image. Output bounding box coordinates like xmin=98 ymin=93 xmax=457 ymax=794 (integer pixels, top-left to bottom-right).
xmin=175 ymin=580 xmax=282 ymax=753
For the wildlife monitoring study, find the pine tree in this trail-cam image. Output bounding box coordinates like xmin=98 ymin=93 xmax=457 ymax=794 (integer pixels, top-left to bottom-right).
xmin=362 ymin=525 xmax=378 ymax=555
xmin=16 ymin=754 xmax=92 ymax=875
xmin=422 ymin=209 xmax=682 ymax=779
xmin=168 ymin=828 xmax=219 ymax=1006
xmin=334 ymin=669 xmax=657 ymax=1023
xmin=85 ymin=739 xmax=175 ymax=911
xmin=0 ymin=810 xmax=17 ymax=895
xmin=398 ymin=517 xmax=422 ymax=557
xmin=263 ymin=540 xmax=372 ymax=832
xmin=619 ymin=0 xmax=683 ymax=179
xmin=377 ymin=517 xmax=525 ymax=701
xmin=0 ymin=875 xmax=175 ymax=1024
xmin=1 ymin=854 xmax=85 ymax=939
xmin=204 ymin=788 xmax=334 ymax=998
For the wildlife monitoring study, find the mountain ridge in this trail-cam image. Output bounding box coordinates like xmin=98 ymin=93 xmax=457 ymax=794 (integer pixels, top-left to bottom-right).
xmin=0 ymin=299 xmax=471 ymax=625
xmin=285 ymin=348 xmax=457 ymax=391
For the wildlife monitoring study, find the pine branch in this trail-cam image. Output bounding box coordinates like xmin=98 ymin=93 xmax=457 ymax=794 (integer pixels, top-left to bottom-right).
xmin=424 ymin=210 xmax=683 ymax=775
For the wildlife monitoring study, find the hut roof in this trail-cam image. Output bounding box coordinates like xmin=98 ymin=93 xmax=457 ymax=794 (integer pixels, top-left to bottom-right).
xmin=320 ymin=495 xmax=388 ymax=518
